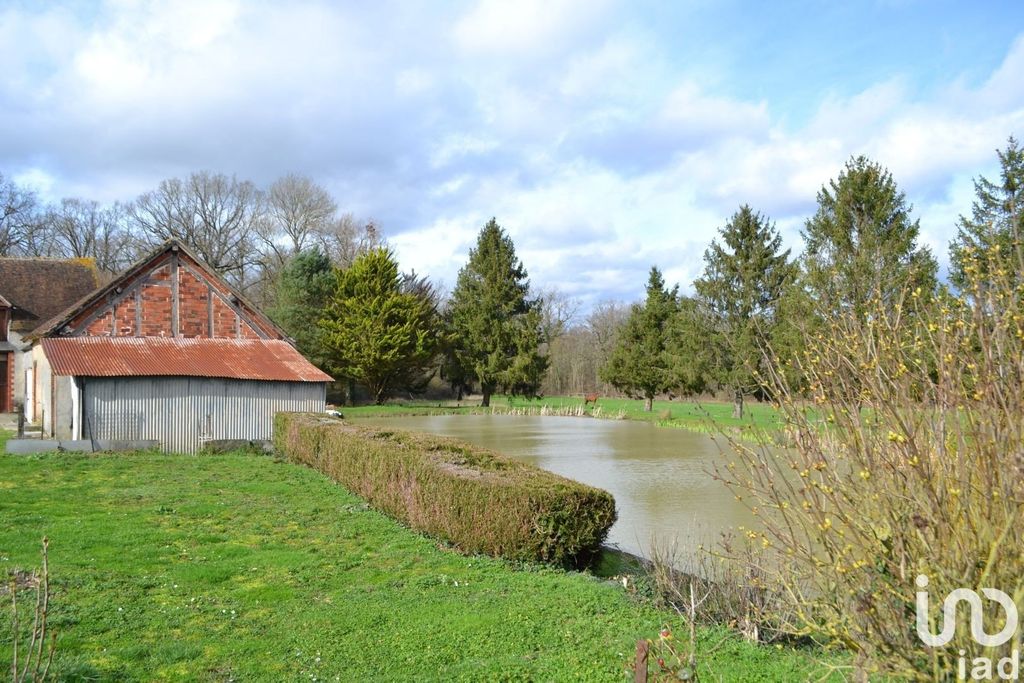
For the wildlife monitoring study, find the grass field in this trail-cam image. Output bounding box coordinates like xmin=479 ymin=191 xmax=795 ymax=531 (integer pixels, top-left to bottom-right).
xmin=343 ymin=395 xmax=784 ymax=435
xmin=0 ymin=448 xmax=830 ymax=681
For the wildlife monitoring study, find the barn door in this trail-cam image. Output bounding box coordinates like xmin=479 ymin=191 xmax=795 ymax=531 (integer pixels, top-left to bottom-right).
xmin=0 ymin=354 xmax=8 ymax=413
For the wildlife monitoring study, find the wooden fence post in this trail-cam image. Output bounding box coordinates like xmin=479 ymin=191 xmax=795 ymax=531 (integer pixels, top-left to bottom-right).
xmin=634 ymin=639 xmax=649 ymax=683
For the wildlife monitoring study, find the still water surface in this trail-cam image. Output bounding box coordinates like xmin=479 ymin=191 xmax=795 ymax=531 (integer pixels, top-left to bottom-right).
xmin=361 ymin=414 xmax=752 ymax=562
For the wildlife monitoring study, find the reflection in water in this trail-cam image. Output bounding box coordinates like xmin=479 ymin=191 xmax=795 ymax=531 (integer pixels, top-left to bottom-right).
xmin=361 ymin=414 xmax=753 ymax=562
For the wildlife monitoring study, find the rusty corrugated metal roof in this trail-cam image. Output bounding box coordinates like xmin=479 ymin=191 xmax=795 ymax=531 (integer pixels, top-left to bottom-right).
xmin=41 ymin=337 xmax=333 ymax=383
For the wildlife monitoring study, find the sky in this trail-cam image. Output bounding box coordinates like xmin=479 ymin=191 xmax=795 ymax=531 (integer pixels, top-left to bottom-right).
xmin=1 ymin=0 xmax=1023 ymax=310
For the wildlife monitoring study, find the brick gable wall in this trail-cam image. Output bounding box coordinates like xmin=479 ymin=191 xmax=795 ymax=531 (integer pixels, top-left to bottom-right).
xmin=64 ymin=250 xmax=279 ymax=340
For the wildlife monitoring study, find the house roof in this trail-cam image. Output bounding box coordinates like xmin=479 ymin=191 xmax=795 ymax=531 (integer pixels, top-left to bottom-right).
xmin=29 ymin=240 xmax=291 ymax=341
xmin=0 ymin=258 xmax=99 ymax=332
xmin=41 ymin=337 xmax=333 ymax=383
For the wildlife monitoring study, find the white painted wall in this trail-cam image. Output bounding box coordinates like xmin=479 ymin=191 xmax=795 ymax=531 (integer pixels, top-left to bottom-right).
xmin=10 ymin=329 xmax=28 ymax=407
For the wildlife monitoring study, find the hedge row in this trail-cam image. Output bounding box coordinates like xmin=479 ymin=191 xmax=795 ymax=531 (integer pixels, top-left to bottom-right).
xmin=273 ymin=413 xmax=617 ymax=565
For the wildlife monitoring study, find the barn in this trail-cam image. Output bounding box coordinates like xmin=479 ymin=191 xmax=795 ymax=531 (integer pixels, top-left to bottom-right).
xmin=26 ymin=240 xmax=332 ymax=453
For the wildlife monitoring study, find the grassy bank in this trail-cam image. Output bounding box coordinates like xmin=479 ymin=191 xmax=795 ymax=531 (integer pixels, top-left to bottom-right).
xmin=343 ymin=395 xmax=783 ymax=436
xmin=0 ymin=449 xmax=828 ymax=680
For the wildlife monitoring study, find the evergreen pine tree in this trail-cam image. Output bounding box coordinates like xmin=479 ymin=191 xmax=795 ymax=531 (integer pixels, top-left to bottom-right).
xmin=600 ymin=267 xmax=678 ymax=412
xmin=949 ymin=136 xmax=1024 ymax=291
xmin=319 ymin=248 xmax=440 ymax=404
xmin=267 ymin=248 xmax=334 ymax=371
xmin=439 ymin=313 xmax=473 ymax=401
xmin=802 ymin=156 xmax=937 ymax=321
xmin=694 ymin=205 xmax=794 ymax=418
xmin=665 ymin=295 xmax=711 ymax=398
xmin=769 ymin=275 xmax=819 ymax=395
xmin=448 ymin=219 xmax=548 ymax=406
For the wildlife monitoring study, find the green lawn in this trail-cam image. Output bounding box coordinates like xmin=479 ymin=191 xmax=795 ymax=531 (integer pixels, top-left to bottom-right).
xmin=0 ymin=450 xmax=828 ymax=681
xmin=344 ymin=395 xmax=784 ymax=435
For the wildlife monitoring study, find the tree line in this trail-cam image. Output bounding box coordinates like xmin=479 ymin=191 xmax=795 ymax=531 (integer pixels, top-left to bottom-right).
xmin=2 ymin=136 xmax=1019 ymax=408
xmin=0 ymin=166 xmax=547 ymax=405
xmin=598 ymin=138 xmax=1022 ymax=417
xmin=277 ymin=136 xmax=1019 ymax=410
xmin=272 ymin=218 xmax=548 ymax=405
xmin=0 ymin=170 xmax=381 ymax=308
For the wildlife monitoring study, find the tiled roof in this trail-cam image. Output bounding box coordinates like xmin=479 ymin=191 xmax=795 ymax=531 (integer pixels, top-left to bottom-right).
xmin=0 ymin=258 xmax=99 ymax=331
xmin=41 ymin=337 xmax=333 ymax=383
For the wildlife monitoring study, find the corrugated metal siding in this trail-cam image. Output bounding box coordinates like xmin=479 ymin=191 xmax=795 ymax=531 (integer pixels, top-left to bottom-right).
xmin=82 ymin=377 xmax=325 ymax=454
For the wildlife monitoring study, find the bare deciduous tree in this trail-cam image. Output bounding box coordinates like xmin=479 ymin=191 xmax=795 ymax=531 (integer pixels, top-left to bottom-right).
xmin=541 ymin=327 xmax=600 ymax=396
xmin=541 ymin=300 xmax=629 ymax=397
xmin=313 ymin=214 xmax=383 ymax=268
xmin=263 ymin=173 xmax=337 ymax=262
xmin=0 ymin=173 xmax=40 ymax=256
xmin=3 ymin=169 xmax=384 ymax=305
xmin=587 ymin=300 xmax=629 ymax=359
xmin=536 ymin=286 xmax=580 ymax=343
xmin=43 ymin=199 xmax=139 ymax=275
xmin=129 ymin=171 xmax=265 ymax=287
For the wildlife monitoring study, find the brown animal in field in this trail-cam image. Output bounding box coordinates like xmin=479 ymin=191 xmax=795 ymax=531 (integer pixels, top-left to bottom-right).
xmin=583 ymin=393 xmax=599 ymax=406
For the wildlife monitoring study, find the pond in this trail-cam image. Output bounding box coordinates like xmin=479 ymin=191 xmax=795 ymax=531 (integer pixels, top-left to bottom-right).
xmin=359 ymin=414 xmax=753 ymax=564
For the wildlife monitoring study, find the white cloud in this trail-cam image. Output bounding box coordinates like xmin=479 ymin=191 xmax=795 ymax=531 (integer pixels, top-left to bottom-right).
xmin=0 ymin=2 xmax=1021 ymax=306
xmin=806 ymin=78 xmax=906 ymax=138
xmin=430 ymin=134 xmax=501 ymax=169
xmin=452 ymin=0 xmax=611 ymax=56
xmin=659 ymin=82 xmax=770 ymax=140
xmin=399 ymin=158 xmax=726 ymax=307
xmin=12 ymin=168 xmax=57 ymax=198
xmin=670 ymin=39 xmax=1024 ymax=270
xmin=557 ymin=34 xmax=653 ymax=100
xmin=974 ymin=34 xmax=1024 ymax=111
xmin=866 ymin=113 xmax=1020 ymax=197
xmin=395 ymin=67 xmax=435 ymax=97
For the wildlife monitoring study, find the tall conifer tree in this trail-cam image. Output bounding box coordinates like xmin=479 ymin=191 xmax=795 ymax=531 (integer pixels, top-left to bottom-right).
xmin=448 ymin=219 xmax=547 ymax=406
xmin=802 ymin=156 xmax=937 ymax=320
xmin=694 ymin=205 xmax=794 ymax=418
xmin=949 ymin=136 xmax=1024 ymax=291
xmin=600 ymin=267 xmax=677 ymax=412
xmin=268 ymin=248 xmax=334 ymax=371
xmin=319 ymin=248 xmax=440 ymax=404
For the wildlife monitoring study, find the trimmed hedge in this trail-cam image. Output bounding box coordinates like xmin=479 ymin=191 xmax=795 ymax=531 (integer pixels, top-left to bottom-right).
xmin=273 ymin=413 xmax=617 ymax=565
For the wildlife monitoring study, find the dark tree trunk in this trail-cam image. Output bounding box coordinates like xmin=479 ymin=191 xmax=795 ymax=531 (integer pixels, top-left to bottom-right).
xmin=346 ymin=379 xmax=356 ymax=406
xmin=643 ymin=395 xmax=653 ymax=412
xmin=481 ymin=385 xmax=493 ymax=407
xmin=732 ymin=390 xmax=744 ymax=420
